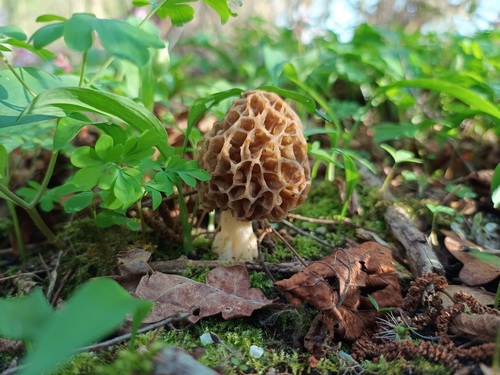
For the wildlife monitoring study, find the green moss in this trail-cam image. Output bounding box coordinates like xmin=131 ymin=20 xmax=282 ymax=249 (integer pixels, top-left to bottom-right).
xmin=58 ymin=218 xmax=145 ymax=297
xmin=362 ymin=355 xmax=451 ymax=375
xmin=55 ymin=331 xmax=162 ymax=375
xmin=249 ymin=271 xmax=274 ymax=294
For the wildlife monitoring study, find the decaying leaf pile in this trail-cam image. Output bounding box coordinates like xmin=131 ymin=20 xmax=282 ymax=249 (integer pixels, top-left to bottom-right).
xmin=275 ymin=241 xmax=403 ymax=355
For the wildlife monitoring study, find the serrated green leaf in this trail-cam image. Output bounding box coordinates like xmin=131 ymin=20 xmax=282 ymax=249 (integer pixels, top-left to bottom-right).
xmin=0 ymin=288 xmax=54 ymax=343
xmin=375 ymin=79 xmax=500 ymax=120
xmin=20 ymin=279 xmax=152 ymax=375
xmin=30 ymin=23 xmax=66 ymax=49
xmin=63 ymin=191 xmax=94 ymax=213
xmin=36 ymin=14 xmax=68 ymax=22
xmin=94 ymin=19 xmax=164 ymax=66
xmin=63 ymin=13 xmax=95 ymax=51
xmin=0 ymin=25 xmax=27 ymax=40
xmin=0 ymin=45 xmax=11 ymax=51
xmin=202 ymin=0 xmax=237 ymax=24
xmin=18 ymin=87 xmax=172 ymax=158
xmin=157 ymin=0 xmax=196 ymax=26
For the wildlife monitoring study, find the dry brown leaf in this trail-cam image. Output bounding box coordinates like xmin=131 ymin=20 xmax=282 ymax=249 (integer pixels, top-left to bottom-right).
xmin=450 ymin=313 xmax=500 ymax=343
xmin=116 ymin=249 xmax=152 ymax=276
xmin=135 ymin=265 xmax=275 ymax=323
xmin=275 ymin=241 xmax=402 ymax=353
xmin=443 ymin=230 xmax=500 ymax=285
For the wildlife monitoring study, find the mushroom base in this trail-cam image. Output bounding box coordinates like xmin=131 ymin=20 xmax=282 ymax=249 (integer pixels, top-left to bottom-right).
xmin=213 ymin=210 xmax=258 ymax=262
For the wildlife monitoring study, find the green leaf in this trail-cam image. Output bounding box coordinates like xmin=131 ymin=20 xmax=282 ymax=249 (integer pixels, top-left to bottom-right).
xmin=0 ymin=25 xmax=27 ymax=40
xmin=375 ymin=79 xmax=500 ymax=120
xmin=157 ymin=0 xmax=196 ymax=26
xmin=3 ymin=39 xmax=56 ymax=60
xmin=184 ymin=88 xmax=244 ymax=155
xmin=20 ymin=278 xmax=152 ymax=375
xmin=94 ymin=134 xmax=114 ymax=161
xmin=0 ymin=145 xmax=7 ymax=180
xmin=30 ymin=22 xmax=66 ymax=49
xmin=36 ymin=14 xmax=68 ymax=22
xmin=380 ymin=144 xmax=422 ymax=165
xmin=132 ymin=0 xmax=152 ymax=6
xmin=0 ymin=68 xmax=79 ymax=129
xmin=73 ymin=165 xmax=106 ymax=190
xmin=202 ymin=0 xmax=237 ymax=24
xmin=492 ymin=163 xmax=500 ymax=209
xmin=372 ymin=122 xmax=420 ymax=143
xmin=426 ymin=203 xmax=456 ymax=216
xmin=148 ymin=188 xmax=163 ymax=210
xmin=17 ymin=87 xmax=172 ymax=158
xmin=0 ymin=288 xmax=54 ymax=343
xmin=259 ymin=86 xmax=317 ymax=115
xmin=94 ymin=19 xmax=164 ymax=66
xmin=64 ymin=13 xmax=95 ymax=51
xmin=63 ymin=191 xmax=94 ymax=213
xmin=95 ymin=211 xmax=127 ymax=227
xmin=53 ymin=117 xmax=87 ymax=151
xmin=113 ymin=168 xmax=143 ymax=206
xmin=71 ymin=147 xmax=102 ymax=168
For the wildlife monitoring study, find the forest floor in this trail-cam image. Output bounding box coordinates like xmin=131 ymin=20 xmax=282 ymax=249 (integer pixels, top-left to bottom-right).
xmin=1 ymin=130 xmax=500 ymax=375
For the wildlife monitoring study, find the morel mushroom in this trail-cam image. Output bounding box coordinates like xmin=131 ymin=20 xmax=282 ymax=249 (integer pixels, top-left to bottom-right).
xmin=197 ymin=90 xmax=311 ymax=261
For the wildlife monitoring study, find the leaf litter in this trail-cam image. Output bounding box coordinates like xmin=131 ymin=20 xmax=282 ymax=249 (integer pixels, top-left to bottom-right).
xmin=133 ymin=265 xmax=276 ymax=323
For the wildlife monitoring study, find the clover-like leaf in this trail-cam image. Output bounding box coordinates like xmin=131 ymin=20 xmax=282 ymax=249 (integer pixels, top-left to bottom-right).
xmin=31 ymin=13 xmax=164 ymax=66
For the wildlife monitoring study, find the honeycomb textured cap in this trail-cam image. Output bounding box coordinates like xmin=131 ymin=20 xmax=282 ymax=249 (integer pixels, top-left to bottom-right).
xmin=197 ymin=90 xmax=311 ymax=221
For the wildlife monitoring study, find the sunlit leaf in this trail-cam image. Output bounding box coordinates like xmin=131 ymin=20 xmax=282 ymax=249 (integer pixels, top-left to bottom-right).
xmin=375 ymin=79 xmax=500 ymax=120
xmin=18 ymin=87 xmax=172 ymax=158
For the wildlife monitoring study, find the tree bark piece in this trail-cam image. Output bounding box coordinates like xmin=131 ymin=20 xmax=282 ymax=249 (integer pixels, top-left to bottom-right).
xmin=357 ymin=165 xmax=445 ymax=277
xmin=385 ymin=205 xmax=444 ymax=277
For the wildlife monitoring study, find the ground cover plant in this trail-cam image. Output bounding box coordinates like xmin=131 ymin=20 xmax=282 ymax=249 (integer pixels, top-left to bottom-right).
xmin=0 ymin=0 xmax=499 ymax=374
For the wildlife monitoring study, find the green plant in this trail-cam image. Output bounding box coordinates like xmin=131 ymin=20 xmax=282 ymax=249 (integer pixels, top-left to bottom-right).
xmin=0 ymin=279 xmax=152 ymax=375
xmin=0 ymin=0 xmax=240 ymax=256
xmin=380 ymin=143 xmax=423 ymax=192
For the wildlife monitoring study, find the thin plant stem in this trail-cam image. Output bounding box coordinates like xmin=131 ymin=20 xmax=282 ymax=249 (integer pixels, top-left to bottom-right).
xmin=136 ymin=199 xmax=148 ymax=242
xmin=84 ymin=0 xmax=168 ymax=88
xmin=6 ymin=199 xmax=26 ymax=260
xmin=0 ymin=51 xmax=36 ymax=97
xmin=175 ymin=183 xmax=192 ymax=253
xmin=381 ymin=163 xmax=398 ymax=193
xmin=28 ymin=151 xmax=59 ymax=210
xmin=78 ymin=50 xmax=88 ymax=87
xmin=25 ymin=207 xmax=65 ymax=249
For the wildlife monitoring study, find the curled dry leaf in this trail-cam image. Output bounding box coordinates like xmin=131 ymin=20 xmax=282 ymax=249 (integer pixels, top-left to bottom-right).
xmin=443 ymin=230 xmax=500 ymax=285
xmin=275 ymin=242 xmax=402 ymax=355
xmin=134 ymin=265 xmax=275 ymax=323
xmin=449 ymin=313 xmax=500 ymax=343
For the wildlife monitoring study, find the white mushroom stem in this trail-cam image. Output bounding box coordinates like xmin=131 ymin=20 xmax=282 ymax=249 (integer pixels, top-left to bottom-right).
xmin=213 ymin=210 xmax=258 ymax=262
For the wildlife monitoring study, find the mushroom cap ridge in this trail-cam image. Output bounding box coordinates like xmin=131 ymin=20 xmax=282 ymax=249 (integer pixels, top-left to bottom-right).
xmin=197 ymin=90 xmax=311 ymax=222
